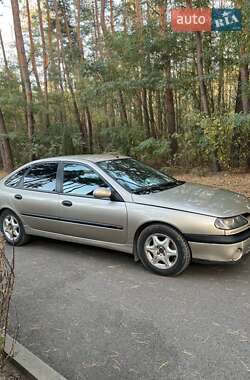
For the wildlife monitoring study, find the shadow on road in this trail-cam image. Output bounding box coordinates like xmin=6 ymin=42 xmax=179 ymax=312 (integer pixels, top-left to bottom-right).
xmin=23 ymin=236 xmax=250 ymax=281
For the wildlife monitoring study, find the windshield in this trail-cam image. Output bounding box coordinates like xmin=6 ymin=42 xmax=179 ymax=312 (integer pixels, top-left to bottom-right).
xmin=98 ymin=158 xmax=181 ymax=193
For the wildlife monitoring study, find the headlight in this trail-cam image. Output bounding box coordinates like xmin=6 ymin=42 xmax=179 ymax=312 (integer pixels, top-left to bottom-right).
xmin=214 ymin=215 xmax=248 ymax=230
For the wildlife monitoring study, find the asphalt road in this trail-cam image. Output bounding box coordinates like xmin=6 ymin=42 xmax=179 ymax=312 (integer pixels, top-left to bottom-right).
xmin=6 ymin=238 xmax=250 ymax=380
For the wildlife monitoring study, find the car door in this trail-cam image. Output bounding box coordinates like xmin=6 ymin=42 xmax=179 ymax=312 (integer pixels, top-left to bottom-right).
xmin=57 ymin=162 xmax=128 ymax=244
xmin=9 ymin=162 xmax=61 ymax=234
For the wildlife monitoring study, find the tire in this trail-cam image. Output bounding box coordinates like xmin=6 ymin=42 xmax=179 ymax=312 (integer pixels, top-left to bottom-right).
xmin=0 ymin=209 xmax=30 ymax=246
xmin=137 ymin=223 xmax=191 ymax=276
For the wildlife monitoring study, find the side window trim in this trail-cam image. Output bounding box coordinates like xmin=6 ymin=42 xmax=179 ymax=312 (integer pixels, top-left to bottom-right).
xmin=19 ymin=166 xmax=30 ymax=189
xmin=57 ymin=161 xmax=64 ymax=194
xmin=21 ymin=161 xmax=59 ymax=194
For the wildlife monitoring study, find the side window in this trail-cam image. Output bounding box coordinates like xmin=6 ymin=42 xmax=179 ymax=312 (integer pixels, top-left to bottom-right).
xmin=23 ymin=163 xmax=58 ymax=192
xmin=5 ymin=168 xmax=28 ymax=188
xmin=63 ymin=163 xmax=107 ymax=197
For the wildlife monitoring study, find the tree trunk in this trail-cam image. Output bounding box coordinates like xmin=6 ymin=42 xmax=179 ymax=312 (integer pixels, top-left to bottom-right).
xmin=185 ymin=0 xmax=209 ymax=114
xmin=217 ymin=44 xmax=224 ymax=112
xmin=65 ymin=63 xmax=86 ymax=141
xmin=119 ymin=90 xmax=128 ymax=127
xmin=0 ymin=108 xmax=14 ymax=173
xmin=156 ymin=91 xmax=163 ymax=137
xmin=122 ymin=0 xmax=127 ymax=33
xmin=37 ymin=0 xmax=50 ymax=129
xmin=75 ymin=0 xmax=84 ymax=57
xmin=110 ymin=0 xmax=115 ymax=33
xmin=61 ymin=4 xmax=87 ymax=144
xmin=94 ymin=0 xmax=101 ymax=40
xmin=45 ymin=0 xmax=55 ymax=95
xmin=11 ymin=0 xmax=35 ymax=147
xmin=142 ymin=88 xmax=150 ymax=138
xmin=148 ymin=90 xmax=156 ymax=138
xmin=195 ymin=30 xmax=220 ymax=171
xmin=45 ymin=0 xmax=52 ymax=63
xmin=26 ymin=0 xmax=41 ymax=91
xmin=240 ymin=59 xmax=250 ymax=113
xmin=91 ymin=4 xmax=98 ymax=59
xmin=54 ymin=0 xmax=66 ymax=127
xmin=0 ymin=30 xmax=9 ymax=70
xmin=165 ymin=66 xmax=177 ymax=155
xmin=235 ymin=70 xmax=244 ymax=114
xmin=231 ymin=71 xmax=242 ymax=167
xmin=86 ymin=107 xmax=93 ymax=153
xmin=159 ymin=2 xmax=165 ymax=31
xmin=100 ymin=0 xmax=107 ymax=35
xmin=186 ymin=0 xmax=220 ymax=171
xmin=135 ymin=91 xmax=143 ymax=127
xmin=109 ymin=101 xmax=116 ymax=128
xmin=158 ymin=1 xmax=177 ymax=156
xmin=93 ymin=0 xmax=102 ymax=57
xmin=236 ymin=0 xmax=250 ymax=114
xmin=62 ymin=4 xmax=73 ymax=50
xmin=135 ymin=0 xmax=143 ymax=29
xmin=195 ymin=31 xmax=210 ymax=114
xmin=231 ymin=63 xmax=250 ymax=167
xmin=207 ymin=33 xmax=214 ymax=113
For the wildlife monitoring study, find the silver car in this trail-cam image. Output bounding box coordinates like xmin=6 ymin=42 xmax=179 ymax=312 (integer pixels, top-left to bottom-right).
xmin=0 ymin=155 xmax=250 ymax=276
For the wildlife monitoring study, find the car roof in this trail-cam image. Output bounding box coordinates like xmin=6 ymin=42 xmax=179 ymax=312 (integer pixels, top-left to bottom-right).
xmin=26 ymin=154 xmax=129 ymax=165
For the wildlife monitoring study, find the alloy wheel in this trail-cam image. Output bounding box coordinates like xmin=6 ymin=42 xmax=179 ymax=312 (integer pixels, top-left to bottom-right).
xmin=144 ymin=233 xmax=178 ymax=269
xmin=3 ymin=215 xmax=20 ymax=242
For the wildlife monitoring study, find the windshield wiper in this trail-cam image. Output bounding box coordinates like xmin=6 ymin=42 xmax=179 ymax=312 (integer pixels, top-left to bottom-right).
xmin=132 ymin=181 xmax=185 ymax=195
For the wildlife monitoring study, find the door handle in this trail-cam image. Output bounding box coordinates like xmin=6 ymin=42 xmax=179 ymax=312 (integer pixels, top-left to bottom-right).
xmin=62 ymin=200 xmax=72 ymax=207
xmin=14 ymin=194 xmax=22 ymax=200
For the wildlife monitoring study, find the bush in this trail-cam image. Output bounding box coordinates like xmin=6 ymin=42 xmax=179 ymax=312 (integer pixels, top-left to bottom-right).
xmin=177 ymin=113 xmax=250 ymax=169
xmin=132 ymin=138 xmax=171 ymax=167
xmin=6 ymin=124 xmax=89 ymax=167
xmin=97 ymin=125 xmax=146 ymax=155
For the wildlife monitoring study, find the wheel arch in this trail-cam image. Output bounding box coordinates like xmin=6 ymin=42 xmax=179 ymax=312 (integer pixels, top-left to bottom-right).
xmin=0 ymin=206 xmax=20 ymax=217
xmin=133 ymin=220 xmax=190 ymax=262
xmin=0 ymin=207 xmax=24 ymax=229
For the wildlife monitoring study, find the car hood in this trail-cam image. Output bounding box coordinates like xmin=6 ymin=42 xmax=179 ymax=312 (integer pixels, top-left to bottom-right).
xmin=132 ymin=182 xmax=250 ymax=217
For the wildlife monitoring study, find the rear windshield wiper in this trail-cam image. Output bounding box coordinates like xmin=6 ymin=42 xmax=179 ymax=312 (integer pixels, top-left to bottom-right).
xmin=132 ymin=181 xmax=185 ymax=194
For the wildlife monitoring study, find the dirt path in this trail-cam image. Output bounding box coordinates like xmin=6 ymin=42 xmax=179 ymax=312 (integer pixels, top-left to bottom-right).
xmin=177 ymin=172 xmax=250 ymax=198
xmin=0 ymin=360 xmax=31 ymax=379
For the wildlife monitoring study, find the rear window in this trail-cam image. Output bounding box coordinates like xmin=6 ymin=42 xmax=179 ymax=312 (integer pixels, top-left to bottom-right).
xmin=23 ymin=163 xmax=58 ymax=192
xmin=5 ymin=168 xmax=28 ymax=188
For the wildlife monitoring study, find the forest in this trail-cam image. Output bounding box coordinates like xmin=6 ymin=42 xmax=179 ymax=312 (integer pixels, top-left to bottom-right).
xmin=0 ymin=0 xmax=249 ymax=173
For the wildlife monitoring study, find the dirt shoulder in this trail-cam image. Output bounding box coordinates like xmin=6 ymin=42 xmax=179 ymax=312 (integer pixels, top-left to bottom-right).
xmin=176 ymin=172 xmax=250 ymax=198
xmin=0 ymin=360 xmax=31 ymax=380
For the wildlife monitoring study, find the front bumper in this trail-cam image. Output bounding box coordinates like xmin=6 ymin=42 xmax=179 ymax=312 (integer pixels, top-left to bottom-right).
xmin=186 ymin=229 xmax=250 ymax=263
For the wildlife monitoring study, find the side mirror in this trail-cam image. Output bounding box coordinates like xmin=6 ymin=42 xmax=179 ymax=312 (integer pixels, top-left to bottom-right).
xmin=93 ymin=187 xmax=112 ymax=199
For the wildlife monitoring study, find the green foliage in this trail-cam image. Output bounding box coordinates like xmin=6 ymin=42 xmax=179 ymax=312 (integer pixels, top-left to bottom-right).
xmin=97 ymin=125 xmax=146 ymax=155
xmin=178 ymin=113 xmax=250 ymax=169
xmin=62 ymin=128 xmax=75 ymax=155
xmin=133 ymin=138 xmax=171 ymax=166
xmin=1 ymin=0 xmax=249 ymax=172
